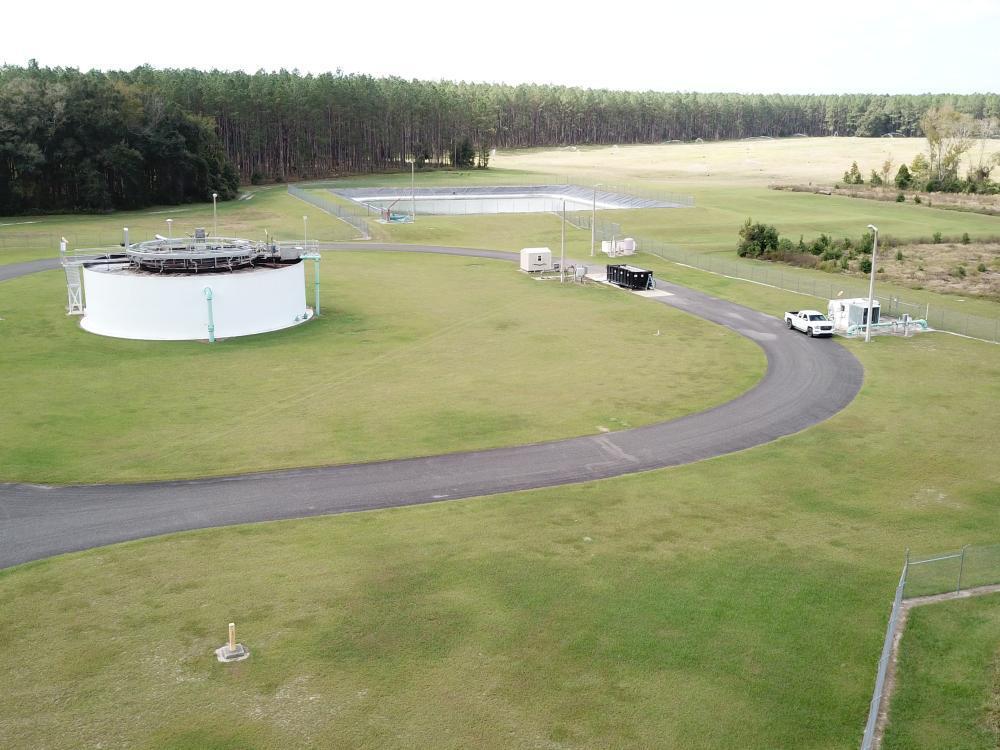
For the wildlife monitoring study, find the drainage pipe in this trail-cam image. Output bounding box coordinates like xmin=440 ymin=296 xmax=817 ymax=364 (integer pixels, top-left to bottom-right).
xmin=300 ymin=252 xmax=321 ymax=316
xmin=203 ymin=286 xmax=215 ymax=343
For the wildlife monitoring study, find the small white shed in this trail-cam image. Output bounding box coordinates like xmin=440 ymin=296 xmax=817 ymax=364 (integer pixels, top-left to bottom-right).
xmin=520 ymin=247 xmax=553 ymax=272
xmin=828 ymin=297 xmax=881 ymax=331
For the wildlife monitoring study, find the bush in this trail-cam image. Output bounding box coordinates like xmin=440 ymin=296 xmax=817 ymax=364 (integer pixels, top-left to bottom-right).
xmin=914 ymin=195 xmax=922 ymax=204
xmin=737 ymin=218 xmax=780 ymax=258
xmin=896 ymin=192 xmax=905 ymax=202
xmin=978 ymin=262 xmax=988 ymax=273
xmin=933 ymin=232 xmax=942 ymax=244
xmin=895 ymin=249 xmax=904 ymax=261
xmin=860 ymin=258 xmax=872 ymax=274
xmin=894 ymin=163 xmax=912 ymax=188
xmin=952 ymin=265 xmax=967 ymax=278
xmin=962 ymin=232 xmax=971 ymax=244
xmin=809 ymin=233 xmax=832 ymax=256
xmin=843 ymin=161 xmax=864 ymax=185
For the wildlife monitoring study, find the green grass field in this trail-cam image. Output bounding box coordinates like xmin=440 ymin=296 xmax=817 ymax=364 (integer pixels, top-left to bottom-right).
xmin=882 ymin=596 xmax=1000 ymax=750
xmin=1 ymin=138 xmax=999 ymax=749
xmin=0 ymin=252 xmax=762 ymax=484
xmin=1 ymin=315 xmax=997 ymax=748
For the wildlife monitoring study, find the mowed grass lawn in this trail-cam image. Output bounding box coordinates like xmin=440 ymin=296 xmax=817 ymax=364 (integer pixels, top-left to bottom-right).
xmin=883 ymin=596 xmax=1000 ymax=750
xmin=1 ymin=269 xmax=998 ymax=748
xmin=0 ymin=251 xmax=763 ymax=484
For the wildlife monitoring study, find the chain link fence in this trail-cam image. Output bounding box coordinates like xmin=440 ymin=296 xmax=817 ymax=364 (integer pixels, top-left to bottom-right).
xmin=860 ymin=542 xmax=1000 ymax=750
xmin=630 ymin=236 xmax=1000 ymax=343
xmin=287 ymin=185 xmax=370 ymax=238
xmin=559 ymin=213 xmax=1000 ymax=343
xmin=904 ymin=543 xmax=1000 ymax=598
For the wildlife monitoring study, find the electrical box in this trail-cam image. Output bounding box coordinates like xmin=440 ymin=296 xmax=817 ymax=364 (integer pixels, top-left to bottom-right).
xmin=520 ymin=247 xmax=553 ymax=272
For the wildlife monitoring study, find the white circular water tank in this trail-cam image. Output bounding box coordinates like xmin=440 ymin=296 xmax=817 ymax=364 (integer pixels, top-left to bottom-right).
xmin=81 ymin=262 xmax=310 ymax=341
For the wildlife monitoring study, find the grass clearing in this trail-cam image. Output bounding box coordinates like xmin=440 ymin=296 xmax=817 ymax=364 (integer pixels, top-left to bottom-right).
xmin=0 ymin=252 xmax=763 ymax=484
xmin=2 ymin=139 xmax=999 ymax=748
xmin=492 ymin=137 xmax=1000 ymax=188
xmin=1 ymin=326 xmax=997 ymax=748
xmin=882 ymin=595 xmax=1000 ymax=750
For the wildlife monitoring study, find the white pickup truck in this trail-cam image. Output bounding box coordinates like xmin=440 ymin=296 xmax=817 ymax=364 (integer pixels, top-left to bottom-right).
xmin=784 ymin=310 xmax=835 ymax=337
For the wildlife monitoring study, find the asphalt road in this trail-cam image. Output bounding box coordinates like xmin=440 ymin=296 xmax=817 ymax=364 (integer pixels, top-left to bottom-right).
xmin=0 ymin=245 xmax=863 ymax=568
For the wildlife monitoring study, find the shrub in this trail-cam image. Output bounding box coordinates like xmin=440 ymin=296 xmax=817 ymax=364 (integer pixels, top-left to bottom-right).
xmin=737 ymin=218 xmax=780 ymax=258
xmin=895 ymin=249 xmax=904 ymax=261
xmin=894 ymin=163 xmax=912 ymax=188
xmin=978 ymin=262 xmax=988 ymax=272
xmin=896 ymin=192 xmax=905 ymax=202
xmin=933 ymin=232 xmax=942 ymax=244
xmin=952 ymin=265 xmax=967 ymax=278
xmin=860 ymin=258 xmax=872 ymax=273
xmin=843 ymin=161 xmax=864 ymax=185
xmin=914 ymin=195 xmax=922 ymax=204
xmin=962 ymin=232 xmax=971 ymax=244
xmin=840 ymin=256 xmax=850 ymax=270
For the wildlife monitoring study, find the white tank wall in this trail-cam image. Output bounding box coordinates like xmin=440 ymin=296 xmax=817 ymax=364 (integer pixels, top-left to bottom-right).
xmin=81 ymin=263 xmax=310 ymax=340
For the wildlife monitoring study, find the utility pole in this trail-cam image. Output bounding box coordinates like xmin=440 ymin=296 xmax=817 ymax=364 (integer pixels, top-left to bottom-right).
xmin=560 ymin=199 xmax=566 ymax=283
xmin=865 ymin=224 xmax=878 ymax=343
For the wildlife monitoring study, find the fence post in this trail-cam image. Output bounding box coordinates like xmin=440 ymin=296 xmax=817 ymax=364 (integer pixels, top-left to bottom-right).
xmin=957 ymin=545 xmax=968 ymax=593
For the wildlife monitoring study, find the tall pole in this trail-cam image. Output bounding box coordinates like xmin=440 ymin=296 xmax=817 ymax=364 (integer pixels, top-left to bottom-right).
xmin=166 ymin=218 xmax=173 ymax=239
xmin=212 ymin=192 xmax=218 ymax=237
xmin=303 ymin=215 xmax=308 ymax=249
xmin=865 ymin=224 xmax=878 ymax=343
xmin=591 ymin=185 xmax=596 ymax=257
xmin=560 ymin=199 xmax=566 ymax=283
xmin=411 ymin=160 xmax=416 ymax=223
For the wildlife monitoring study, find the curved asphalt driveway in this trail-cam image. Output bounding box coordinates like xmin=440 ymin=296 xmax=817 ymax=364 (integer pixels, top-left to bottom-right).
xmin=0 ymin=245 xmax=863 ymax=568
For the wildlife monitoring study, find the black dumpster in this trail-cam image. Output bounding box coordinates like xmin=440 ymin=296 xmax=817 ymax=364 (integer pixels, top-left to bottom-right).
xmin=607 ymin=264 xmax=653 ymax=291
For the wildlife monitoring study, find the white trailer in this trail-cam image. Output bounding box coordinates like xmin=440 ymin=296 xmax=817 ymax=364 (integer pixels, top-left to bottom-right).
xmin=520 ymin=247 xmax=553 ymax=272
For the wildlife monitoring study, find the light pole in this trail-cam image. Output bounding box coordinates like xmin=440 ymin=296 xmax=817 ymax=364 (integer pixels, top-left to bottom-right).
xmin=560 ymin=199 xmax=566 ymax=283
xmin=212 ymin=192 xmax=218 ymax=237
xmin=303 ymin=215 xmax=308 ymax=249
xmin=409 ymin=159 xmax=416 ymax=222
xmin=865 ymin=224 xmax=878 ymax=343
xmin=165 ymin=218 xmax=173 ymax=239
xmin=591 ymin=183 xmax=603 ymax=257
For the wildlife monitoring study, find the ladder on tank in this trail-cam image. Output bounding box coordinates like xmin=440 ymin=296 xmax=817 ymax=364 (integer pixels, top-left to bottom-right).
xmin=63 ymin=261 xmax=84 ymax=315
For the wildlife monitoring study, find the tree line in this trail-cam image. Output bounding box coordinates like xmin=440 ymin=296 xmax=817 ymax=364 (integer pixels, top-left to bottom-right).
xmin=4 ymin=63 xmax=1000 ymax=212
xmin=841 ymin=106 xmax=1000 ymax=195
xmin=0 ymin=64 xmax=238 ymax=213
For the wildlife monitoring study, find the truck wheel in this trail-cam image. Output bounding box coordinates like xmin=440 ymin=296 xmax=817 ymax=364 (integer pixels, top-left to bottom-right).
xmin=785 ymin=319 xmax=793 ymax=329
xmin=807 ymin=327 xmax=814 ymax=337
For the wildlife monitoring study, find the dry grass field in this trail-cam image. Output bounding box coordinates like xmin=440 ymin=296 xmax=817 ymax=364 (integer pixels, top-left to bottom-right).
xmin=493 ymin=137 xmax=1000 ymax=188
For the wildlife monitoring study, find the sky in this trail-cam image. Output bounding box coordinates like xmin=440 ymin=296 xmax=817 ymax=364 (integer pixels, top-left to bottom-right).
xmin=4 ymin=0 xmax=998 ymax=94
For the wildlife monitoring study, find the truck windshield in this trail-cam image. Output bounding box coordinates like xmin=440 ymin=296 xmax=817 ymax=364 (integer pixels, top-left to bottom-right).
xmin=808 ymin=314 xmax=828 ymax=321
